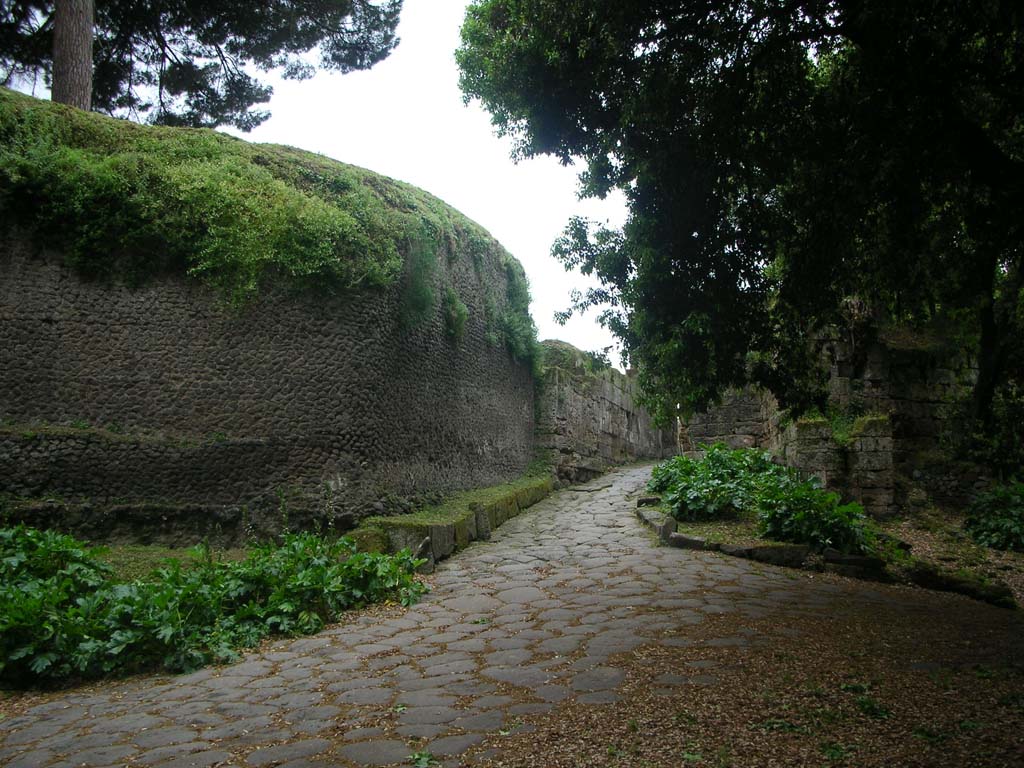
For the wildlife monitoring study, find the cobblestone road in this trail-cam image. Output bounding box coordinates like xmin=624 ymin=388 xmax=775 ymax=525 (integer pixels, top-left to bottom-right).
xmin=0 ymin=464 xmax=1010 ymax=768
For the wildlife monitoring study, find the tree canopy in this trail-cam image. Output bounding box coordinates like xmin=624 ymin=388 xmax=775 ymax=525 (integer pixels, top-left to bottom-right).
xmin=457 ymin=0 xmax=1024 ymax=427
xmin=1 ymin=0 xmax=403 ymax=129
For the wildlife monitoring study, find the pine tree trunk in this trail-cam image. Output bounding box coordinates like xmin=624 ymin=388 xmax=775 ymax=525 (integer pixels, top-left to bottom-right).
xmin=52 ymin=0 xmax=94 ymax=110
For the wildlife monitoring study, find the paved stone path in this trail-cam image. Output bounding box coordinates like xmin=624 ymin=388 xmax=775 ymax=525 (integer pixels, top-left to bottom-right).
xmin=0 ymin=464 xmax=975 ymax=767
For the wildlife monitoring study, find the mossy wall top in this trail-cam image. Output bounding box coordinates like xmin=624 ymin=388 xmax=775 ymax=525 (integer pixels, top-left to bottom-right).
xmin=0 ymin=89 xmax=537 ymax=534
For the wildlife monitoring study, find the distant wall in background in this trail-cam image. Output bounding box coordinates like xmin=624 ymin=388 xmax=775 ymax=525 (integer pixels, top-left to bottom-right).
xmin=537 ymin=340 xmax=677 ymax=484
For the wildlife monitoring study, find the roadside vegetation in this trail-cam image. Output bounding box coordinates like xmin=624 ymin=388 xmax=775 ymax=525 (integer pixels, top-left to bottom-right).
xmin=647 ymin=446 xmax=1021 ymax=608
xmin=0 ymin=525 xmax=425 ymax=688
xmin=649 ymin=444 xmax=880 ymax=555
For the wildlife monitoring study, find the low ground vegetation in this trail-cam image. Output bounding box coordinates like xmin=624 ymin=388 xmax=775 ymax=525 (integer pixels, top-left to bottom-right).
xmin=0 ymin=526 xmax=425 ymax=688
xmin=965 ymin=482 xmax=1024 ymax=552
xmin=649 ymin=444 xmax=879 ymax=555
xmin=649 ymin=446 xmax=1022 ymax=608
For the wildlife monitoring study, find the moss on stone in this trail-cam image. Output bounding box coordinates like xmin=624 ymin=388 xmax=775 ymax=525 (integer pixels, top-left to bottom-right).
xmin=793 ymin=409 xmax=889 ymax=446
xmin=347 ymin=525 xmax=388 ymax=554
xmin=355 ymin=473 xmax=554 ymax=554
xmin=850 ymin=413 xmax=890 ymax=436
xmin=541 ymin=339 xmax=612 ymax=381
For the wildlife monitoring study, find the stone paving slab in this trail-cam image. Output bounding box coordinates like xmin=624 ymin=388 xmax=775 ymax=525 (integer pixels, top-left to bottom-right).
xmin=0 ymin=463 xmax=994 ymax=767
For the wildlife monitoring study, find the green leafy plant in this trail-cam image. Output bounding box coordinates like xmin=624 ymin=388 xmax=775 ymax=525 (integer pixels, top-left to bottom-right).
xmin=756 ymin=481 xmax=876 ymax=554
xmin=854 ymin=695 xmax=891 ymax=719
xmin=649 ymin=444 xmax=879 ymax=553
xmin=912 ymin=726 xmax=947 ymax=744
xmin=408 ymin=751 xmax=439 ymax=767
xmin=839 ymin=682 xmax=869 ymax=694
xmin=755 ymin=718 xmax=807 ymax=734
xmin=0 ymin=526 xmax=426 ymax=687
xmin=442 ymin=286 xmax=469 ymax=340
xmin=965 ymin=482 xmax=1024 ymax=551
xmin=648 ymin=444 xmax=791 ymax=521
xmin=820 ymin=741 xmax=853 ymax=762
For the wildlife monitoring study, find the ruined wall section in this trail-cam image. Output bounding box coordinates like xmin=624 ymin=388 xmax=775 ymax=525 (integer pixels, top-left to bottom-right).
xmin=677 ymin=333 xmax=979 ymax=517
xmin=683 ymin=388 xmax=775 ymax=451
xmin=0 ymin=232 xmax=535 ymax=541
xmin=773 ymin=416 xmax=897 ymax=518
xmin=536 ymin=341 xmax=677 ymax=484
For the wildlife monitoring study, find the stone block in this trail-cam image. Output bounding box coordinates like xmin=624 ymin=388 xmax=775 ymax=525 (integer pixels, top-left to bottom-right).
xmin=427 ymin=523 xmax=456 ymax=562
xmin=667 ymin=532 xmax=712 ymax=550
xmin=473 ymin=505 xmax=492 ymax=541
xmin=747 ymin=544 xmax=810 ymax=568
xmin=824 ymin=563 xmax=891 ymax=582
xmin=851 ymin=452 xmax=891 ymax=471
xmin=386 ymin=525 xmax=426 ymax=555
xmin=823 ymin=548 xmax=886 ymax=570
xmin=719 ymin=543 xmax=753 ymax=559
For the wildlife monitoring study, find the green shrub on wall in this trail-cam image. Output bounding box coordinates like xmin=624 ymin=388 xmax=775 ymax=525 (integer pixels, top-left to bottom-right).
xmin=0 ymin=90 xmax=505 ymax=308
xmin=498 ymin=256 xmax=542 ymax=375
xmin=0 ymin=87 xmax=542 ymax=369
xmin=399 ymin=234 xmax=439 ymax=328
xmin=442 ymin=286 xmax=469 ymax=340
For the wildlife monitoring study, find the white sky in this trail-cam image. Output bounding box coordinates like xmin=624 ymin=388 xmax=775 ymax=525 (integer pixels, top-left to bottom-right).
xmin=223 ymin=0 xmax=628 ymax=358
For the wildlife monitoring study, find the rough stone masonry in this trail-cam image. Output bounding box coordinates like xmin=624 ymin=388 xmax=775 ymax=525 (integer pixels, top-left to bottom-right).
xmin=0 ymin=232 xmax=673 ymax=543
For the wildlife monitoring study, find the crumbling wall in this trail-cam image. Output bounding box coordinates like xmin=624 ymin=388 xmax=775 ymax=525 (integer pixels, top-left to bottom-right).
xmin=677 ymin=331 xmax=978 ymax=516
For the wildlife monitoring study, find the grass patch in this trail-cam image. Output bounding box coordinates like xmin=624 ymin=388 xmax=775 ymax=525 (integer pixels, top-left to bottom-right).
xmin=97 ymin=544 xmax=247 ymax=582
xmin=673 ymin=518 xmax=762 ymax=547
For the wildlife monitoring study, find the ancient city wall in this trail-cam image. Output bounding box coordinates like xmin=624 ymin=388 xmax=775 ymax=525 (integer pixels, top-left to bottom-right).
xmin=536 ymin=341 xmax=677 ymax=484
xmin=0 ymin=232 xmax=535 ymax=541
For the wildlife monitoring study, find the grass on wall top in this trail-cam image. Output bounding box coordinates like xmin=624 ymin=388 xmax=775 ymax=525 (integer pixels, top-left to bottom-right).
xmin=0 ymin=87 xmax=507 ymax=309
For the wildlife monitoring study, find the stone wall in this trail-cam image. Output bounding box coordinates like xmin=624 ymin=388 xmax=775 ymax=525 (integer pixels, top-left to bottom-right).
xmin=774 ymin=416 xmax=897 ymax=518
xmin=0 ymin=230 xmax=535 ymax=541
xmin=683 ymin=388 xmax=775 ymax=451
xmin=822 ymin=332 xmax=978 ymax=465
xmin=677 ymin=330 xmax=981 ymax=517
xmin=536 ymin=341 xmax=677 ymax=483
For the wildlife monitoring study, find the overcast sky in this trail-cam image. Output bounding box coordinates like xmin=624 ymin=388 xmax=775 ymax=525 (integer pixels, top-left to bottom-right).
xmin=222 ymin=0 xmax=628 ymax=359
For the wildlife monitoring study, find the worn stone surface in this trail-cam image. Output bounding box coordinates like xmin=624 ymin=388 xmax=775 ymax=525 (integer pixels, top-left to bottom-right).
xmin=1 ymin=464 xmax=1017 ymax=768
xmin=667 ymin=532 xmax=712 ymax=551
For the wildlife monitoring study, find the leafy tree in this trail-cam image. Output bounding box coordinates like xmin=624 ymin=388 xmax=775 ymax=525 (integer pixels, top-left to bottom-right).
xmin=1 ymin=0 xmax=403 ymax=129
xmin=457 ymin=1 xmax=1024 ymax=426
